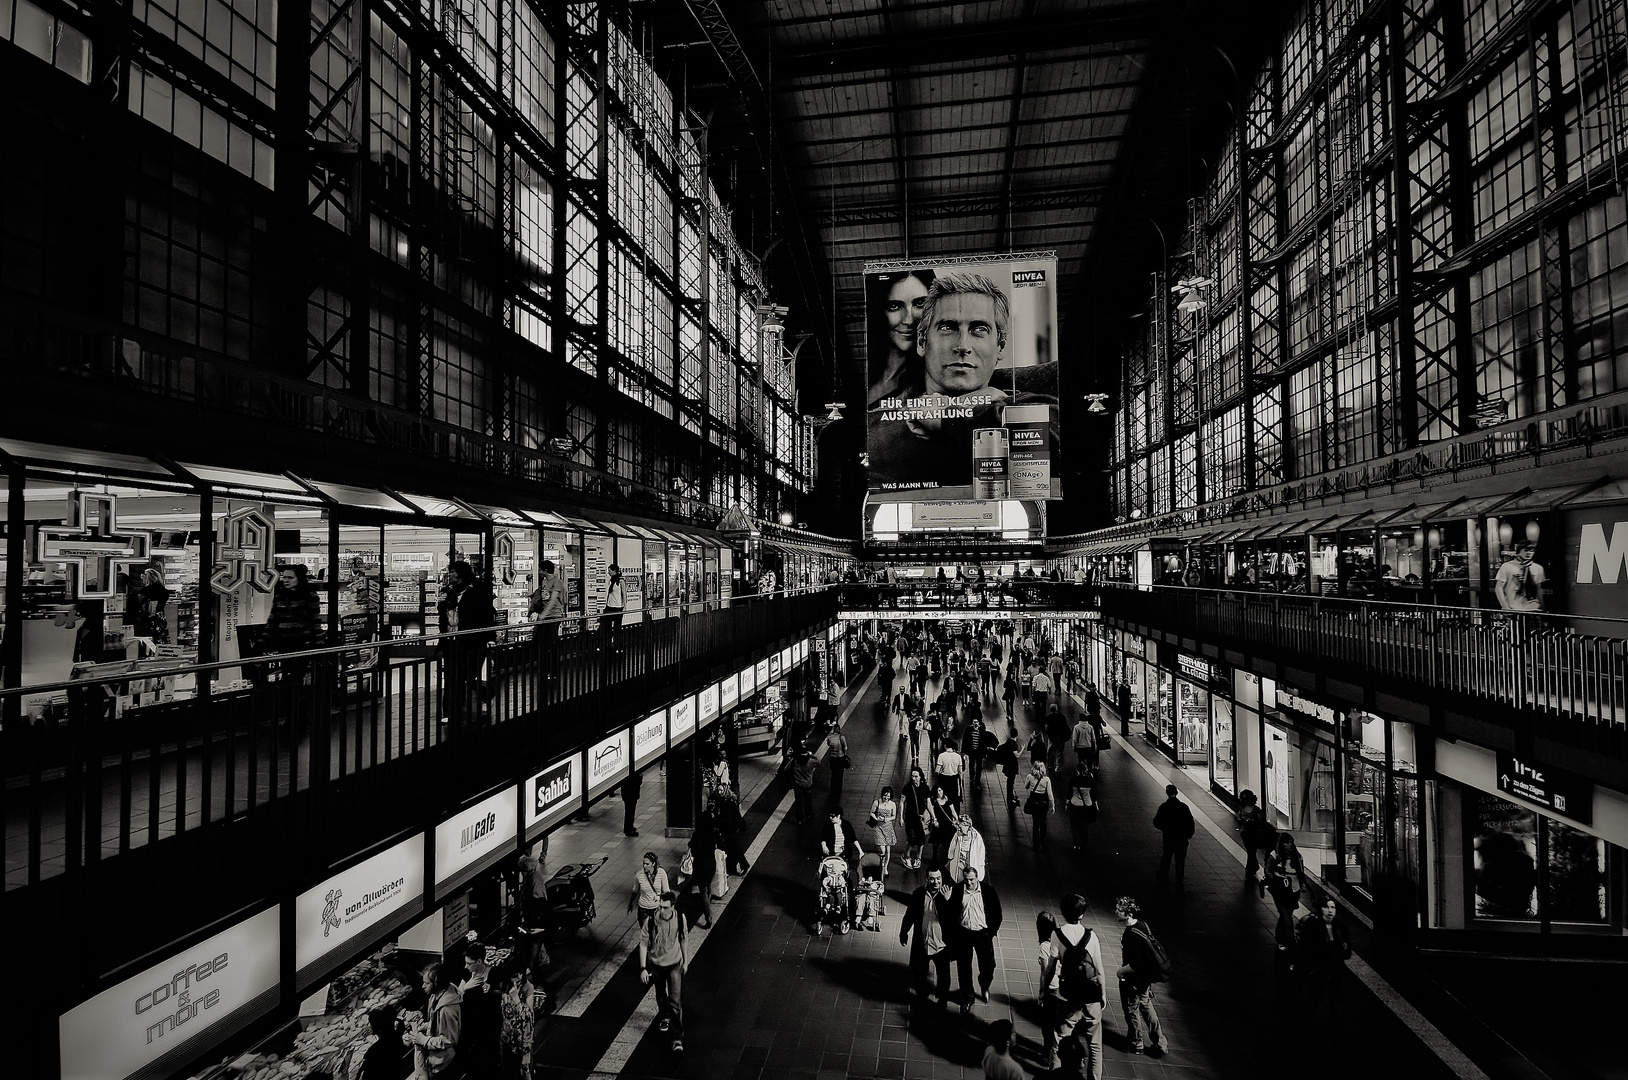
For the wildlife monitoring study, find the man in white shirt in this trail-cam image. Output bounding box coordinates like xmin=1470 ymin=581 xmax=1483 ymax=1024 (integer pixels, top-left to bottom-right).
xmin=528 ymin=559 xmax=567 ymax=677
xmin=1040 ymin=893 xmax=1106 ymax=1076
xmin=1031 ymin=669 xmax=1053 ymax=719
xmin=1494 ymin=542 xmax=1545 ymax=613
xmin=936 ymin=743 xmax=965 ymax=807
xmin=950 ymin=866 xmax=1003 ymax=1012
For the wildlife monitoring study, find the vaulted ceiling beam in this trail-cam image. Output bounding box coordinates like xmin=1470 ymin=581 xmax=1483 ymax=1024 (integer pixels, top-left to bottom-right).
xmin=775 ymin=6 xmax=1159 ymax=79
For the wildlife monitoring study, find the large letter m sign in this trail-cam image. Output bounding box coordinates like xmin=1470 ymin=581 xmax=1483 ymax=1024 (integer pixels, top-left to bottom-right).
xmin=1576 ymin=522 xmax=1628 ymax=585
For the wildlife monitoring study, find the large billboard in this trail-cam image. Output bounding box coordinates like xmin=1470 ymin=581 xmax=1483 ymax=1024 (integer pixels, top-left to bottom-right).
xmin=865 ymin=253 xmax=1060 ymax=501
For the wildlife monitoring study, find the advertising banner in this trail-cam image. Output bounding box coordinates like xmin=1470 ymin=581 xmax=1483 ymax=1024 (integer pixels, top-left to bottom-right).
xmin=586 ymin=729 xmax=631 ymax=799
xmin=524 ymin=755 xmax=581 ymax=838
xmin=912 ymin=502 xmax=1001 ymax=529
xmin=865 ymin=253 xmax=1060 ymax=501
xmin=296 ymin=835 xmax=424 ymax=979
xmin=632 ymin=709 xmax=666 ymax=769
xmin=1564 ymin=503 xmax=1628 ymax=621
xmin=769 ymin=650 xmax=783 ymax=681
xmin=739 ymin=664 xmax=757 ymax=697
xmin=754 ymin=658 xmax=771 ymax=689
xmin=60 ymin=907 xmax=281 ymax=1080
xmin=698 ymin=683 xmax=720 ymax=729
xmin=720 ymin=673 xmax=740 ymax=711
xmin=669 ymin=694 xmax=696 ymax=744
xmin=434 ymin=786 xmax=519 ymax=898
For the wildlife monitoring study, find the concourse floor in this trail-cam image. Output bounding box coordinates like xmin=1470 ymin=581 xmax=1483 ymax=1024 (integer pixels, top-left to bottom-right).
xmin=531 ymin=647 xmax=1471 ymax=1080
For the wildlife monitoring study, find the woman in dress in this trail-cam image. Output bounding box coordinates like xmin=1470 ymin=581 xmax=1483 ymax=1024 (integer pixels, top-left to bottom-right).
xmin=900 ymin=765 xmax=932 ymax=870
xmin=926 ymin=783 xmax=958 ymax=866
xmin=498 ymin=969 xmax=539 ymax=1080
xmin=869 ymin=784 xmax=898 ymax=877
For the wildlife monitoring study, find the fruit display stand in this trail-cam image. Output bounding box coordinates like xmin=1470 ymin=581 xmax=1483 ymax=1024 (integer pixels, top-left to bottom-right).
xmin=191 ymin=947 xmax=418 ymax=1080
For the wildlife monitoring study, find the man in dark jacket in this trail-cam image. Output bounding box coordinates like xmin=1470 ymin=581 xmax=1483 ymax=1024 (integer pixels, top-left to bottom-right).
xmin=790 ymin=746 xmax=817 ymax=824
xmin=622 ymin=768 xmax=642 ymax=837
xmin=947 ymin=865 xmax=1003 ymax=1011
xmin=442 ymin=561 xmax=497 ymax=725
xmin=899 ymin=867 xmax=955 ymax=1007
xmin=1296 ymin=898 xmax=1353 ymax=1041
xmin=1114 ymin=897 xmax=1166 ymax=1055
xmin=819 ymin=807 xmax=864 ymax=864
xmin=1152 ymin=785 xmax=1196 ymax=893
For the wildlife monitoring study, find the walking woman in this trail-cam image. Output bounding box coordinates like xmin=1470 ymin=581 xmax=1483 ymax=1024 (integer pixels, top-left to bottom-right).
xmin=628 ymin=852 xmax=670 ymax=929
xmin=926 ymin=783 xmax=958 ymax=867
xmin=1023 ymin=761 xmax=1055 ymax=852
xmin=901 ymin=765 xmax=932 ymax=870
xmin=870 ymin=784 xmax=899 ymax=877
xmin=826 ymin=723 xmax=851 ymax=804
xmin=1264 ymin=833 xmax=1306 ymax=955
xmin=1066 ymin=765 xmax=1097 ymax=851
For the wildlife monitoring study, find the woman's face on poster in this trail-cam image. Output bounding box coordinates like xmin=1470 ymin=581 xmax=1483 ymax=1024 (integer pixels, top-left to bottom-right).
xmin=885 ymin=275 xmax=930 ymax=356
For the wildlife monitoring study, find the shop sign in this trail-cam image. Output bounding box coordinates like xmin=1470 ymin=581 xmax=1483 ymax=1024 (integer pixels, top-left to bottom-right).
xmin=1177 ymin=655 xmax=1212 ymax=682
xmin=1496 ymin=751 xmax=1593 ymax=824
xmin=632 ymin=710 xmax=666 ymax=769
xmin=780 ymin=645 xmax=794 ymax=672
xmin=755 ymin=658 xmax=771 ymax=688
xmin=720 ymin=673 xmax=740 ymax=711
xmin=739 ymin=665 xmax=757 ymax=696
xmin=1564 ymin=506 xmax=1628 ymax=620
xmin=296 ymin=835 xmax=424 ymax=974
xmin=668 ymin=695 xmax=696 ymax=743
xmin=586 ymin=729 xmax=631 ymax=798
xmin=524 ymin=755 xmax=580 ymax=837
xmin=1120 ymin=632 xmax=1147 ymax=659
xmin=441 ymin=892 xmax=471 ymax=952
xmin=1272 ymin=684 xmax=1336 ymax=726
xmin=769 ymin=651 xmax=783 ymax=680
xmin=698 ymin=683 xmax=720 ymax=728
xmin=799 ymin=639 xmax=810 ymax=661
xmin=59 ymin=906 xmax=281 ymax=1080
xmin=433 ymin=786 xmax=518 ymax=897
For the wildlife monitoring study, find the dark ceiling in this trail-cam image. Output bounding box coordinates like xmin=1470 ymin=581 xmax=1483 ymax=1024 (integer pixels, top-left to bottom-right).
xmin=640 ymin=0 xmax=1280 ymax=536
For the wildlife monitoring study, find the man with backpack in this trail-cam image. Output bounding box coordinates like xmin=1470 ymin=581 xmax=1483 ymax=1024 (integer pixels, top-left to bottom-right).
xmin=1038 ymin=894 xmax=1105 ymax=1076
xmin=1113 ymin=897 xmax=1170 ymax=1056
xmin=1152 ymin=784 xmax=1196 ymax=893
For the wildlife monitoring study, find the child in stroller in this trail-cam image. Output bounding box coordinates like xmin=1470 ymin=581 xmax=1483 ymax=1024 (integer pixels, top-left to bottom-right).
xmin=815 ymin=855 xmax=852 ymax=935
xmin=854 ymin=853 xmax=886 ymax=931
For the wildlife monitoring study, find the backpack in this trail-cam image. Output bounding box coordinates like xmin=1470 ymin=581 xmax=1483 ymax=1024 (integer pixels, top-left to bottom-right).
xmin=1056 ymin=927 xmax=1103 ymax=1005
xmin=1129 ymin=924 xmax=1174 ymax=983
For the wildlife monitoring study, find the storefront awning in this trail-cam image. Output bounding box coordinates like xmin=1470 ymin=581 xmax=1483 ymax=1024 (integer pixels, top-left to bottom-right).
xmin=299 ymin=477 xmax=418 ymax=514
xmin=0 ymin=438 xmax=189 ymax=485
xmin=1291 ymin=514 xmax=1344 ymax=538
xmin=1488 ymin=479 xmax=1610 ymax=515
xmin=1332 ymin=509 xmax=1388 ymax=535
xmin=396 ymin=492 xmax=484 ymax=520
xmin=1232 ymin=522 xmax=1277 ymax=542
xmin=1443 ymin=489 xmax=1530 ymax=519
xmin=1253 ymin=518 xmax=1308 ymax=540
xmin=628 ymin=525 xmax=664 ymax=540
xmin=1371 ymin=498 xmax=1466 ymax=528
xmin=177 ymin=463 xmax=324 ymax=504
xmin=468 ymin=504 xmax=535 ymax=528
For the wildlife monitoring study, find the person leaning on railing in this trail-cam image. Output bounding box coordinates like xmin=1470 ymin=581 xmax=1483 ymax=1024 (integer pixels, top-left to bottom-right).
xmin=528 ymin=559 xmax=568 ymax=679
xmin=266 ymin=564 xmax=321 ymax=685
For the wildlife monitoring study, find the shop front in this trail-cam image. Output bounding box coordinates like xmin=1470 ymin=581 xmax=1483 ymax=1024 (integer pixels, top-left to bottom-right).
xmin=1431 ymin=738 xmax=1625 ymax=944
xmin=1335 ymin=710 xmax=1422 ymax=922
xmin=1260 ymin=678 xmax=1342 ymax=875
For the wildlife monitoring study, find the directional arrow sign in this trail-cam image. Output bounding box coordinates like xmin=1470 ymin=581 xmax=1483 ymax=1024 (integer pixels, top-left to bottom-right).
xmin=1495 ymin=751 xmax=1593 ymax=824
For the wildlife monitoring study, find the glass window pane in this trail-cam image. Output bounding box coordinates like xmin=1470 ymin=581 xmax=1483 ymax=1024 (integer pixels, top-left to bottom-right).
xmin=1473 ymin=792 xmax=1539 ymax=920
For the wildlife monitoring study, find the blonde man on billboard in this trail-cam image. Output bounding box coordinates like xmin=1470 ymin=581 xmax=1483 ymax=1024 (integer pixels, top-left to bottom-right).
xmin=868 ymin=271 xmax=1057 ymax=490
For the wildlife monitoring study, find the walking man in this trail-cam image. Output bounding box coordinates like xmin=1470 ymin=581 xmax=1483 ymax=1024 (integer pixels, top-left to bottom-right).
xmin=1040 ymin=894 xmax=1106 ymax=1077
xmin=1153 ymin=784 xmax=1196 ymax=893
xmin=1031 ymin=667 xmax=1053 ymax=720
xmin=790 ymin=745 xmax=816 ymax=825
xmin=621 ymin=768 xmax=642 ymax=837
xmin=950 ymin=865 xmax=1003 ymax=1012
xmin=1114 ymin=897 xmax=1167 ymax=1056
xmin=900 ymin=868 xmax=955 ymax=1008
xmin=639 ymin=891 xmax=690 ymax=1053
xmin=935 ymin=739 xmax=966 ymax=808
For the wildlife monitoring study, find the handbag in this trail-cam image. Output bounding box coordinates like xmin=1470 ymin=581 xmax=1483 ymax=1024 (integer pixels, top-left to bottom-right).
xmin=679 ymin=851 xmax=695 ymax=877
xmin=866 ymin=814 xmax=880 ymax=828
xmin=1023 ymin=787 xmax=1050 ymax=815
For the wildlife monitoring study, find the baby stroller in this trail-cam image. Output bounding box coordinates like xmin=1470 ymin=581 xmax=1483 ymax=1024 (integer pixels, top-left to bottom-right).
xmin=543 ymin=856 xmax=608 ymax=941
xmin=814 ymin=855 xmax=852 ymax=935
xmin=854 ymin=853 xmax=886 ymax=931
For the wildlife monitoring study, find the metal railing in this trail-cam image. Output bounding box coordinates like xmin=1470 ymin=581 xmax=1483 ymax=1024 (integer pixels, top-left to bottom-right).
xmin=1 ymin=587 xmax=837 ymax=967
xmin=836 ymin=580 xmax=1093 ymax=610
xmin=1096 ymin=584 xmax=1628 ymax=743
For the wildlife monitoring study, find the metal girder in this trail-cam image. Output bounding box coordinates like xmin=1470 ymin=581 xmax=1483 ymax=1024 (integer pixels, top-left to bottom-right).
xmin=877 ymin=0 xmax=913 ymax=258
xmin=995 ymin=0 xmax=1041 ymax=252
xmin=799 ymin=131 xmax=1122 ymax=171
xmin=808 ymin=160 xmax=1113 ymax=193
xmin=821 ymin=187 xmax=1106 ymax=224
xmin=775 ymin=6 xmax=1159 ymax=79
xmin=783 ymin=81 xmax=1142 ymax=125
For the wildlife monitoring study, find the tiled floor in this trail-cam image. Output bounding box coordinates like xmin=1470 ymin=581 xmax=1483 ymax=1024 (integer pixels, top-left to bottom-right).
xmin=528 ymin=639 xmax=1470 ymax=1080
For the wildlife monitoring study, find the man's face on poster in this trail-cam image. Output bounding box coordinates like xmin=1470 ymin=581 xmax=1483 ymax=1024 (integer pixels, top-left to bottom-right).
xmin=921 ymin=292 xmax=1004 ymax=396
